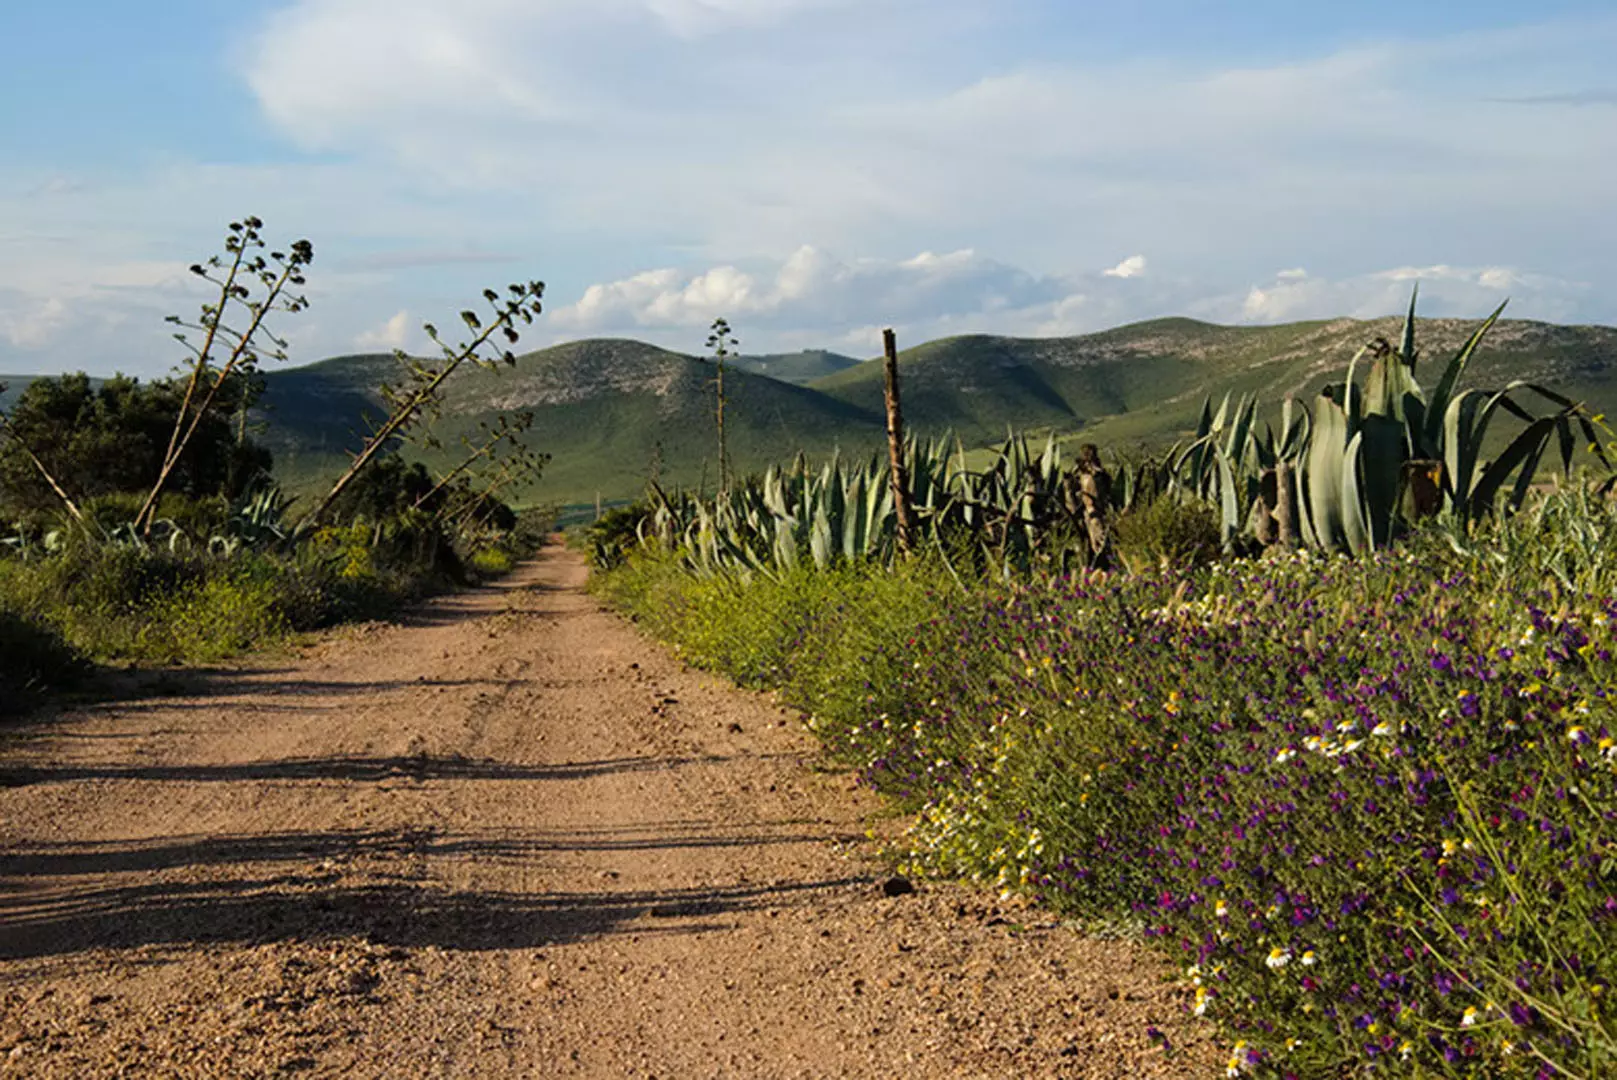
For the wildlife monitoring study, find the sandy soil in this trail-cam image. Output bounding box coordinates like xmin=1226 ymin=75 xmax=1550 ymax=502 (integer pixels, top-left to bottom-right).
xmin=0 ymin=545 xmax=1219 ymax=1078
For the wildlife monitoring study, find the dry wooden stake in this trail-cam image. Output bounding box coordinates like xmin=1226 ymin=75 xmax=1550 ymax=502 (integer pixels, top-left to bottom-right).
xmin=883 ymin=328 xmax=917 ymax=556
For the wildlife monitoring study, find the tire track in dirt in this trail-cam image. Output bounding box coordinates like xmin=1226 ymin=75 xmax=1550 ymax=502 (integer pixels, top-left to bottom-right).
xmin=0 ymin=544 xmax=1219 ymax=1078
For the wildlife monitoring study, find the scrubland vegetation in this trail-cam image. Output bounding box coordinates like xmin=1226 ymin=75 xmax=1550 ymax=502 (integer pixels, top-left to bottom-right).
xmin=594 ymin=298 xmax=1617 ymax=1077
xmin=0 ymin=218 xmax=551 ymax=711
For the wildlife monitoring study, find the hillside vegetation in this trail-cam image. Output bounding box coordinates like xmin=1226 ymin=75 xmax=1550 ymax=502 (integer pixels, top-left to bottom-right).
xmin=727 ymin=348 xmax=862 ymax=384
xmin=9 ymin=314 xmax=1616 ymax=507
xmin=232 ymin=316 xmax=1617 ymax=505
xmin=253 ymin=339 xmax=888 ymax=502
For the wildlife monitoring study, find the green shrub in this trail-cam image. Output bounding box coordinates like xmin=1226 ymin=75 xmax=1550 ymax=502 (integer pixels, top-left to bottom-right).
xmin=468 ymin=548 xmax=513 ymax=577
xmin=140 ymin=570 xmax=290 ymax=665
xmin=1111 ymin=495 xmax=1222 ymax=574
xmin=585 ymin=503 xmax=651 ymax=570
xmin=0 ymin=524 xmax=459 ymax=674
xmin=595 ymin=552 xmax=958 ymax=755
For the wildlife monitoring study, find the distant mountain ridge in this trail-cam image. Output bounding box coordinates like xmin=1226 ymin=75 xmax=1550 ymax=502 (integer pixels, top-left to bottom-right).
xmin=6 ymin=316 xmax=1616 ymax=505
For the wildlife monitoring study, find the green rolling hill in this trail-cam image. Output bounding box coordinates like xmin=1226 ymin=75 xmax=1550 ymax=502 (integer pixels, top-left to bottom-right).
xmin=254 ymin=339 xmax=888 ymax=503
xmin=8 ymin=315 xmax=1617 ymax=507
xmin=812 ymin=316 xmax=1617 ymax=454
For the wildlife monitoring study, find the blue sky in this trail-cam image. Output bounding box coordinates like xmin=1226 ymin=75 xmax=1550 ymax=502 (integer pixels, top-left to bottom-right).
xmin=2 ymin=0 xmax=1614 ymax=376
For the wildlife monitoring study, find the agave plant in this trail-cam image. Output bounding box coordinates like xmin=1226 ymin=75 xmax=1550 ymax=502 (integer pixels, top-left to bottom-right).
xmin=1300 ymin=289 xmax=1607 ymax=553
xmin=633 ymin=289 xmax=1601 ymax=574
xmin=644 ymin=433 xmax=1113 ymax=580
xmin=1159 ymin=390 xmax=1310 ymax=552
xmin=1167 ymin=289 xmax=1606 ymax=555
xmin=211 ymin=482 xmax=294 ymax=554
xmin=106 ymin=518 xmax=189 ymax=554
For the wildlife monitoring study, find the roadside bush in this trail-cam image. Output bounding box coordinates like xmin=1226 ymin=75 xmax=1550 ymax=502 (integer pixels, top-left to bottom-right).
xmin=585 ymin=503 xmax=650 ymax=570
xmin=142 ymin=568 xmax=289 ymax=665
xmin=0 ymin=537 xmax=447 ymax=670
xmin=1112 ymin=495 xmax=1222 ymax=574
xmin=468 ymin=548 xmax=513 ymax=577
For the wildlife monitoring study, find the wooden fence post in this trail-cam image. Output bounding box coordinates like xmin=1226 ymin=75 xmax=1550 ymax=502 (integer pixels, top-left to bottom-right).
xmin=883 ymin=328 xmax=917 ymax=556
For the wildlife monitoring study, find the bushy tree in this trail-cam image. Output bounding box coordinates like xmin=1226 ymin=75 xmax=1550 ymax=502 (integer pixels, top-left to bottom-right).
xmin=322 ymin=453 xmax=439 ymax=523
xmin=0 ymin=373 xmax=271 ymax=516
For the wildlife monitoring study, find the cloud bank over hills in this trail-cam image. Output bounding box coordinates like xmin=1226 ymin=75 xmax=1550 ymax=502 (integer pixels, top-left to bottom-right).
xmin=0 ymin=2 xmax=1612 ymax=374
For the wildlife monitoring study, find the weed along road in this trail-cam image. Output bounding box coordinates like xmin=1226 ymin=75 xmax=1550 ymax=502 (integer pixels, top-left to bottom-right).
xmin=0 ymin=545 xmax=1215 ymax=1078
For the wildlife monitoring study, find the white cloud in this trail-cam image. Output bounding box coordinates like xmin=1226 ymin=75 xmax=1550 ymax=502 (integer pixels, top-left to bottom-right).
xmin=1 ymin=296 xmax=69 ymax=350
xmin=550 ymin=246 xmax=1090 ymax=341
xmin=550 ymin=245 xmax=1206 ymax=350
xmin=1227 ymin=264 xmax=1585 ymax=325
xmin=356 ymin=310 xmax=415 ymax=351
xmin=550 ymin=250 xmax=1595 ymax=353
xmin=234 ymin=3 xmax=1617 ymax=287
xmin=1103 ymin=255 xmax=1148 ymax=279
xmin=643 ymin=0 xmax=879 ymax=36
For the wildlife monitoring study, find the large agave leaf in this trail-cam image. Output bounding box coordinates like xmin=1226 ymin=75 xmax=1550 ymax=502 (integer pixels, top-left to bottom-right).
xmin=774 ymin=515 xmax=799 ymax=571
xmin=1358 ymin=413 xmax=1405 ymax=548
xmin=1277 ymin=396 xmax=1311 ymax=461
xmin=1255 ymin=422 xmax=1277 ymax=471
xmin=1508 ymin=434 xmax=1551 ymax=514
xmin=1442 ymin=389 xmax=1488 ymax=515
xmin=1398 ymin=284 xmax=1419 ymax=371
xmin=1224 ymin=395 xmax=1257 ymax=475
xmin=761 ymin=465 xmax=791 ymax=521
xmin=1401 ymin=396 xmax=1428 ymax=460
xmin=1492 ymin=381 xmax=1611 ymax=471
xmin=1306 ymin=394 xmax=1350 ymax=552
xmin=1341 ymin=345 xmax=1367 ymax=433
xmin=1214 ymin=445 xmax=1240 ymax=549
xmin=1471 ymin=411 xmax=1576 ymax=516
xmin=1364 ymin=347 xmax=1423 ymax=424
xmin=843 ymin=468 xmax=868 ymax=560
xmin=1194 ymin=396 xmax=1214 ymax=441
xmin=809 ymin=505 xmax=833 ymax=569
xmin=1339 ymin=431 xmax=1371 ymax=556
xmin=1039 ymin=433 xmax=1060 ymax=480
xmin=1296 ymin=456 xmax=1322 ymax=551
xmin=1422 ymin=299 xmax=1508 ymax=457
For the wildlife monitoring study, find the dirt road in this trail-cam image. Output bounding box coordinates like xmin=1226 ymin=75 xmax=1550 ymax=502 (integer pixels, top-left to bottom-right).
xmin=0 ymin=546 xmax=1217 ymax=1078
